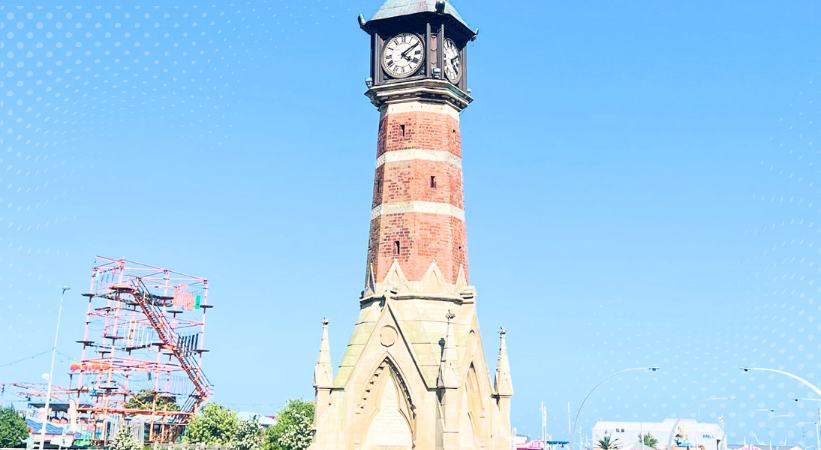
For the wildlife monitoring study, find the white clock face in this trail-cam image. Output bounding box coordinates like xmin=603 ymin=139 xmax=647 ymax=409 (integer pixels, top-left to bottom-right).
xmin=443 ymin=38 xmax=462 ymax=83
xmin=382 ymin=33 xmax=425 ymax=79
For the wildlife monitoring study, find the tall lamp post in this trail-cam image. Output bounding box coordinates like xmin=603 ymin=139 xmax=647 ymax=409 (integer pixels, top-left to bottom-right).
xmin=740 ymin=368 xmax=821 ymax=450
xmin=39 ymin=286 xmax=70 ymax=450
xmin=794 ymin=398 xmax=821 ymax=450
xmin=571 ymin=367 xmax=661 ymax=449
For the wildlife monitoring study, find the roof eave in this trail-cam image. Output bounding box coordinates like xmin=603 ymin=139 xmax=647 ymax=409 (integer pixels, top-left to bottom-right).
xmin=359 ymin=12 xmax=477 ymax=40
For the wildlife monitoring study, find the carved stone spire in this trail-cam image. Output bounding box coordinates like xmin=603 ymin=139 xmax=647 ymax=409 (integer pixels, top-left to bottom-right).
xmin=437 ymin=310 xmax=459 ymax=390
xmin=494 ymin=327 xmax=513 ymax=397
xmin=314 ymin=318 xmax=333 ymax=389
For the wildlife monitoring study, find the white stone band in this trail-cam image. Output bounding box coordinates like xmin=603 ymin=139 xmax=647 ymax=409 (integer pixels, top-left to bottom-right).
xmin=383 ymin=101 xmax=461 ymax=120
xmin=371 ymin=201 xmax=465 ymax=221
xmin=376 ymin=149 xmax=462 ymax=169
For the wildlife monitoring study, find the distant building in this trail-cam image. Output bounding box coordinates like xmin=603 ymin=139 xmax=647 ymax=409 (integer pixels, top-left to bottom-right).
xmin=593 ymin=419 xmax=725 ymax=450
xmin=236 ymin=411 xmax=277 ymax=428
xmin=21 ymin=402 xmax=88 ymax=449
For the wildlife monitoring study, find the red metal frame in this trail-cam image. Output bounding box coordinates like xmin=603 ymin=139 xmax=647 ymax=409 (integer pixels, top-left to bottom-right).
xmin=69 ymin=257 xmax=213 ymax=444
xmin=0 ymin=383 xmax=71 ymax=402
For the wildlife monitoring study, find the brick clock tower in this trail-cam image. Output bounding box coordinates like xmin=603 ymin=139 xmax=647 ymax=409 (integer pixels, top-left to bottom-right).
xmin=309 ymin=1 xmax=513 ymax=449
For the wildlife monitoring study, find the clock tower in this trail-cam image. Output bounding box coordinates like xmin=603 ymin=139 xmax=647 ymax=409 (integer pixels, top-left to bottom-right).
xmin=308 ymin=1 xmax=513 ymax=449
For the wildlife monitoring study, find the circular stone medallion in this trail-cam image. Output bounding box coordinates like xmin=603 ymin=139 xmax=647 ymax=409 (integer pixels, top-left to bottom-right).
xmin=380 ymin=326 xmax=398 ymax=347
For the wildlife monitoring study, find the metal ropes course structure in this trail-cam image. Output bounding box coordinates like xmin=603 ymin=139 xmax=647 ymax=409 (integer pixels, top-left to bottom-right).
xmin=68 ymin=257 xmax=213 ymax=444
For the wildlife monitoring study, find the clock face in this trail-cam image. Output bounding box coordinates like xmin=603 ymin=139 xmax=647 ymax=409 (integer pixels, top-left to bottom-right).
xmin=443 ymin=38 xmax=462 ymax=83
xmin=382 ymin=33 xmax=425 ymax=79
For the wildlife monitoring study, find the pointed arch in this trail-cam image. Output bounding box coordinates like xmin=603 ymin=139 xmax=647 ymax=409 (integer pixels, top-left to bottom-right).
xmin=358 ymin=357 xmax=416 ymax=449
xmin=462 ymin=329 xmax=493 ymax=409
xmin=459 ymin=363 xmax=485 ymax=448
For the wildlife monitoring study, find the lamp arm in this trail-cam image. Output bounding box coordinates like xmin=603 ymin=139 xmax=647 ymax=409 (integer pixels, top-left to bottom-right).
xmin=746 ymin=368 xmax=821 ymax=398
xmin=571 ymin=368 xmax=646 ymax=440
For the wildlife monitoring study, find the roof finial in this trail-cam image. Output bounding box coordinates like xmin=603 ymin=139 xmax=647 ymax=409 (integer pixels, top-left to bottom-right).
xmin=314 ymin=317 xmax=333 ymax=389
xmin=495 ymin=325 xmax=513 ymax=397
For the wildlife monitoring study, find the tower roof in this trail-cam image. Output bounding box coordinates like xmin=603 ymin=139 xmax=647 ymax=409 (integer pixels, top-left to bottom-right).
xmin=363 ymin=0 xmax=475 ymax=37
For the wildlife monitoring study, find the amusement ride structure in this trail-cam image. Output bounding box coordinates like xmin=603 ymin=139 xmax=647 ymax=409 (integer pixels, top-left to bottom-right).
xmin=66 ymin=257 xmax=213 ymax=444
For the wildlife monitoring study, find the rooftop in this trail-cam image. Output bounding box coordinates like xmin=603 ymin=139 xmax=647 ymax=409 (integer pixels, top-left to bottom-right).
xmin=365 ymin=0 xmax=474 ymax=36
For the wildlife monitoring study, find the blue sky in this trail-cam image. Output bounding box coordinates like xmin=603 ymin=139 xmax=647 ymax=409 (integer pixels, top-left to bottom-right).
xmin=0 ymin=0 xmax=820 ymax=445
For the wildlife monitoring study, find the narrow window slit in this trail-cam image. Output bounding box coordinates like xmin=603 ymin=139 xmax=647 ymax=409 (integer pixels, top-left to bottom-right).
xmin=400 ymin=124 xmax=406 ymax=137
xmin=430 ymin=176 xmax=437 ymax=189
xmin=393 ymin=241 xmax=401 ymax=256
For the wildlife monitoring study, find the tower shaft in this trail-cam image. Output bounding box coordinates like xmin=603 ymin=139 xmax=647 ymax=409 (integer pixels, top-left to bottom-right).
xmin=368 ymin=102 xmax=468 ymax=285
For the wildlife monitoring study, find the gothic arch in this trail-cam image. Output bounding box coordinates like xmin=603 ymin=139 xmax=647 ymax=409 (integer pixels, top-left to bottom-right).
xmin=460 ymin=363 xmax=485 ymax=447
xmin=357 ymin=357 xmax=417 ymax=449
xmin=462 ymin=330 xmax=492 ymax=407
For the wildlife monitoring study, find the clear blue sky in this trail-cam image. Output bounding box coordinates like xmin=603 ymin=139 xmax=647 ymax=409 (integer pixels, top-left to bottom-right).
xmin=0 ymin=0 xmax=820 ymax=445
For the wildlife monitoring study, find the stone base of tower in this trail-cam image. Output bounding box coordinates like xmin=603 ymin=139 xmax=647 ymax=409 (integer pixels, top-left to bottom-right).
xmin=309 ymin=262 xmax=512 ymax=450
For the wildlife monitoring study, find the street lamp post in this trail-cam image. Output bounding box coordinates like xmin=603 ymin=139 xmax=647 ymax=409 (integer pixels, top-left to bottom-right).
xmin=794 ymin=398 xmax=821 ymax=450
xmin=571 ymin=367 xmax=661 ymax=449
xmin=38 ymin=286 xmax=70 ymax=450
xmin=740 ymin=368 xmax=821 ymax=450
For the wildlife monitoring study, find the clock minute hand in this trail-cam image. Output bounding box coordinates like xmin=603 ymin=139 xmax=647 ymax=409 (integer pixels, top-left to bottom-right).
xmin=401 ymin=42 xmax=420 ymax=59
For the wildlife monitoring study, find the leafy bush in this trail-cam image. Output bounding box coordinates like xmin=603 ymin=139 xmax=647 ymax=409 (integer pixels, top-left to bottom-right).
xmin=184 ymin=404 xmax=239 ymax=445
xmin=110 ymin=426 xmax=141 ymax=450
xmin=264 ymin=400 xmax=314 ymax=450
xmin=0 ymin=407 xmax=28 ymax=448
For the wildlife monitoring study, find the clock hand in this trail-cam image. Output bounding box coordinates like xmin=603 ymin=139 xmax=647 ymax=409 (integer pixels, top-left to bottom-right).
xmin=401 ymin=42 xmax=420 ymax=59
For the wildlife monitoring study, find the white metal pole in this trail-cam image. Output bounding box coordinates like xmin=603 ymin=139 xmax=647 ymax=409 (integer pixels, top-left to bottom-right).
xmin=39 ymin=287 xmax=70 ymax=450
xmin=541 ymin=401 xmax=547 ymax=447
xmin=816 ymin=408 xmax=820 ymax=450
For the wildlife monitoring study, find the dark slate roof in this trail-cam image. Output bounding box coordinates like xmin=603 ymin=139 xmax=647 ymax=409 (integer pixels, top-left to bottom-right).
xmin=368 ymin=0 xmax=473 ymax=33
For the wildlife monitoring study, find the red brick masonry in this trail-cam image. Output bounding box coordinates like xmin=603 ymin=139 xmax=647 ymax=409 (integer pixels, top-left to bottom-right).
xmin=367 ymin=108 xmax=469 ymax=284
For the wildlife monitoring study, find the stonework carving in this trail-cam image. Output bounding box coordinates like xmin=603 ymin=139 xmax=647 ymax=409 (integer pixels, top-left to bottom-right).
xmin=380 ymin=326 xmax=398 ymax=347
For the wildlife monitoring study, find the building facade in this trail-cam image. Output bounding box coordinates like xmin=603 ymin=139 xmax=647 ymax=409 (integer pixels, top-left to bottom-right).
xmin=308 ymin=1 xmax=513 ymax=449
xmin=593 ymin=419 xmax=725 ymax=450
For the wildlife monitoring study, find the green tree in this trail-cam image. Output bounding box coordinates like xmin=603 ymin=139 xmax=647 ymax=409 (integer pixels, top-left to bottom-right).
xmin=232 ymin=418 xmax=263 ymax=450
xmin=124 ymin=390 xmax=180 ymax=412
xmin=640 ymin=433 xmax=659 ymax=449
xmin=0 ymin=407 xmax=29 ymax=448
xmin=184 ymin=404 xmax=239 ymax=445
xmin=598 ymin=436 xmax=620 ymax=450
xmin=264 ymin=400 xmax=314 ymax=450
xmin=110 ymin=425 xmax=141 ymax=450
